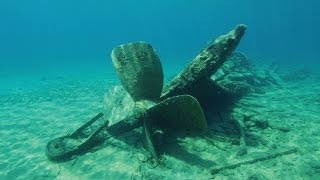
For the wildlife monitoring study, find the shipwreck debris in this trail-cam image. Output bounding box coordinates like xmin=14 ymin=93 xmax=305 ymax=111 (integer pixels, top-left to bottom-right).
xmin=210 ymin=147 xmax=298 ymax=175
xmin=46 ymin=25 xmax=249 ymax=165
xmin=161 ymin=24 xmax=247 ymax=108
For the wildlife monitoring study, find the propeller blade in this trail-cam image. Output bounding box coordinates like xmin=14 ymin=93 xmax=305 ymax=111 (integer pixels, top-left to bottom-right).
xmin=142 ymin=118 xmax=159 ymax=164
xmin=111 ymin=42 xmax=163 ymax=102
xmin=148 ymin=95 xmax=207 ymax=133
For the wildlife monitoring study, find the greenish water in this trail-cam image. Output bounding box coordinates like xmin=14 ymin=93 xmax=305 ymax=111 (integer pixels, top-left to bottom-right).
xmin=0 ymin=1 xmax=320 ymax=179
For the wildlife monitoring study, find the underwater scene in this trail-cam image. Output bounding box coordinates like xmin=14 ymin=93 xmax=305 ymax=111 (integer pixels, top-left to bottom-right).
xmin=1 ymin=0 xmax=320 ymax=179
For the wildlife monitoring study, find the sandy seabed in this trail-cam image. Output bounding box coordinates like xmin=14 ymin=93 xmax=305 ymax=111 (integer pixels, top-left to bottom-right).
xmin=0 ymin=68 xmax=319 ymax=179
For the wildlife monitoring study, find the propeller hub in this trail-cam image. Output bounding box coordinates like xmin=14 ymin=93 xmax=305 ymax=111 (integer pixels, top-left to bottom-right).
xmin=133 ymin=100 xmax=157 ymax=119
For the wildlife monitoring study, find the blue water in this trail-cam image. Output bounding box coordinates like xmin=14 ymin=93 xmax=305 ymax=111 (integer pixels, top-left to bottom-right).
xmin=1 ymin=1 xmax=320 ymax=179
xmin=1 ymin=0 xmax=320 ymax=75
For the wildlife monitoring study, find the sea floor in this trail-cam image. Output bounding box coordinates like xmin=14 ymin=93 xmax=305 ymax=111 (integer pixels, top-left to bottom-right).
xmin=0 ymin=66 xmax=319 ymax=179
